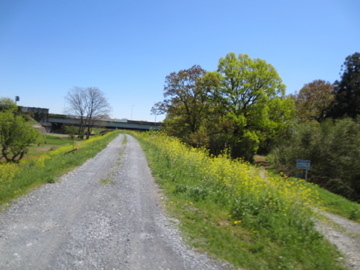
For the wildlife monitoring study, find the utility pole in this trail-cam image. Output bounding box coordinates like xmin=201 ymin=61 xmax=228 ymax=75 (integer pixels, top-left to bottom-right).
xmin=131 ymin=105 xmax=134 ymax=120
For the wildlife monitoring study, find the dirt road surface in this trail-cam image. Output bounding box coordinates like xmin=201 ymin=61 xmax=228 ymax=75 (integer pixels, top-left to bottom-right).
xmin=0 ymin=135 xmax=230 ymax=270
xmin=315 ymin=210 xmax=360 ymax=270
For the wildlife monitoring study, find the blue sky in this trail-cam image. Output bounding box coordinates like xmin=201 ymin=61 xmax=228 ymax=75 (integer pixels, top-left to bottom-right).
xmin=1 ymin=0 xmax=359 ymax=122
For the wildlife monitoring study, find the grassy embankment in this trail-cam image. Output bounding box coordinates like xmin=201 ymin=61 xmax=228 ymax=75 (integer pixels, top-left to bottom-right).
xmin=133 ymin=131 xmax=357 ymax=270
xmin=0 ymin=130 xmax=120 ymax=205
xmin=265 ymin=166 xmax=360 ymax=222
xmin=309 ymin=184 xmax=360 ymax=221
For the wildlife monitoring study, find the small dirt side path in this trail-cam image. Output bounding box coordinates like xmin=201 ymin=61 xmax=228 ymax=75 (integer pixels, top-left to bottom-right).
xmin=0 ymin=135 xmax=230 ymax=270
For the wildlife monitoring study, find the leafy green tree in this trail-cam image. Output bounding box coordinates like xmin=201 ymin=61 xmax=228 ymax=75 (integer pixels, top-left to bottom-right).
xmin=208 ymin=53 xmax=295 ymax=161
xmin=152 ymin=65 xmax=209 ymax=146
xmin=153 ymin=54 xmax=295 ymax=161
xmin=290 ymin=80 xmax=334 ymax=122
xmin=329 ymin=52 xmax=360 ymax=119
xmin=0 ymin=100 xmax=39 ymax=162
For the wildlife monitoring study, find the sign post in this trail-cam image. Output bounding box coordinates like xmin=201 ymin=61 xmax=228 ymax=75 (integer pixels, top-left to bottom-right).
xmin=296 ymin=160 xmax=311 ymax=180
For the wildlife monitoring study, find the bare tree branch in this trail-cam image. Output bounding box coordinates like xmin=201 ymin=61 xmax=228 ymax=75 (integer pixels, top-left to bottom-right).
xmin=65 ymin=87 xmax=111 ymax=139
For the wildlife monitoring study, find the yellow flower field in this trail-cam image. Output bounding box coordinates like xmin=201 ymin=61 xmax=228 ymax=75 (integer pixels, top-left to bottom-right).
xmin=137 ymin=131 xmax=320 ymax=240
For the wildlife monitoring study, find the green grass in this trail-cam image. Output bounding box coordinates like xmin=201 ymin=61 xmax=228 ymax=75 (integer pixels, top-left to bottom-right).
xmin=132 ymin=131 xmax=346 ymax=270
xmin=0 ymin=131 xmax=120 ymax=205
xmin=24 ymin=134 xmax=78 ymax=159
xmin=266 ymin=170 xmax=360 ymax=222
xmin=42 ymin=134 xmax=76 ymax=144
xmin=99 ymin=178 xmax=115 ymax=185
xmin=314 ymin=184 xmax=360 ymax=221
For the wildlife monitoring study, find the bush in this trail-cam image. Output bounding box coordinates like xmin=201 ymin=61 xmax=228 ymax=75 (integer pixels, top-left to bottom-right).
xmin=0 ymin=111 xmax=39 ymax=162
xmin=271 ymin=118 xmax=360 ymax=201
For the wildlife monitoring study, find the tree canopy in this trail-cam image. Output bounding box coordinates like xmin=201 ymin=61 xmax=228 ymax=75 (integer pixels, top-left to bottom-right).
xmin=154 ymin=65 xmax=207 ymax=131
xmin=290 ymin=80 xmax=334 ymax=123
xmin=0 ymin=97 xmax=17 ymax=113
xmin=154 ymin=53 xmax=295 ymax=161
xmin=211 ymin=53 xmax=295 ymax=160
xmin=329 ymin=52 xmax=360 ymax=119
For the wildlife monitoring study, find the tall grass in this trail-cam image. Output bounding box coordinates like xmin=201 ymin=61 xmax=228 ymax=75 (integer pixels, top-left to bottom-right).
xmin=133 ymin=131 xmax=345 ymax=270
xmin=0 ymin=131 xmax=120 ymax=205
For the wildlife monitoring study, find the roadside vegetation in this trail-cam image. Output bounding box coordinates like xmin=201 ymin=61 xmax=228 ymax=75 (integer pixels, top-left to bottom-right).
xmin=153 ymin=51 xmax=360 ymax=204
xmin=270 ymin=118 xmax=360 ymax=205
xmin=0 ymin=130 xmax=119 ymax=205
xmin=133 ymin=131 xmax=347 ymax=270
xmin=312 ymin=183 xmax=360 ymax=222
xmin=264 ymin=168 xmax=360 ymax=222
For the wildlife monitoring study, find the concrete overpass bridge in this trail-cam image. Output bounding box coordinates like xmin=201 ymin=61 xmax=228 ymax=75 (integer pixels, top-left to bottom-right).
xmin=43 ymin=114 xmax=161 ymax=132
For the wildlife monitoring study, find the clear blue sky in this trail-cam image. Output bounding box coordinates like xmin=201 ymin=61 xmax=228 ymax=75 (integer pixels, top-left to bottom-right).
xmin=1 ymin=0 xmax=359 ymax=122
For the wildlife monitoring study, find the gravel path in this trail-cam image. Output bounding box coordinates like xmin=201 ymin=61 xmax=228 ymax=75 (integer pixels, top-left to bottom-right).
xmin=315 ymin=210 xmax=360 ymax=270
xmin=0 ymin=134 xmax=230 ymax=270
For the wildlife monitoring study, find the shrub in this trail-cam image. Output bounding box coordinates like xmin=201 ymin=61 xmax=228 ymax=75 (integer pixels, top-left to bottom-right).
xmin=0 ymin=111 xmax=40 ymax=162
xmin=271 ymin=118 xmax=360 ymax=201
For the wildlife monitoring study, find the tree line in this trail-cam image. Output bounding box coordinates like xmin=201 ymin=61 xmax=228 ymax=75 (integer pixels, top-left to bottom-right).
xmin=274 ymin=52 xmax=360 ymax=201
xmin=153 ymin=52 xmax=360 ymax=202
